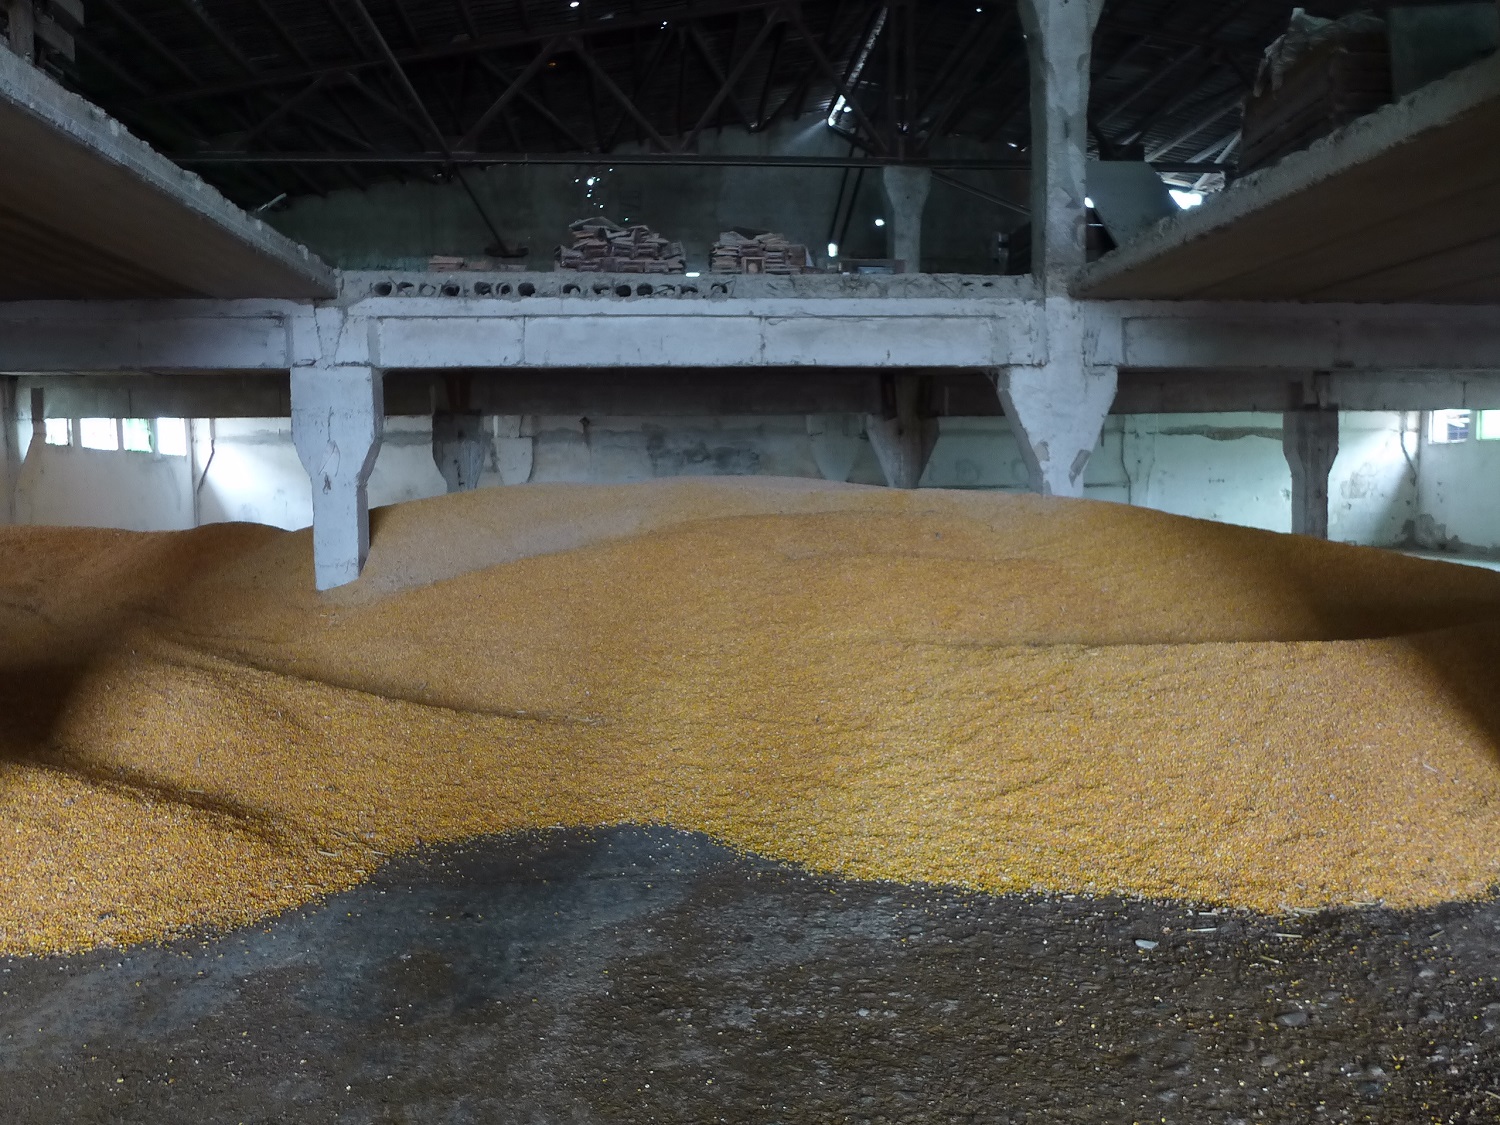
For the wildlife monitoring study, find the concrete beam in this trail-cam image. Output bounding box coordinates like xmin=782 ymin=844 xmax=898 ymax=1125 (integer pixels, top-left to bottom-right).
xmin=1284 ymin=409 xmax=1340 ymax=539
xmin=14 ymin=365 xmax=1500 ymax=424
xmin=1116 ymin=369 xmax=1500 ymax=413
xmin=13 ymin=372 xmax=290 ymax=418
xmin=3 ymin=291 xmax=1499 ymax=379
xmin=0 ymin=47 xmax=334 ymax=300
xmin=1104 ymin=302 xmax=1500 ymax=372
xmin=291 ymin=365 xmax=384 ymax=590
xmin=1019 ymin=0 xmax=1107 ymax=292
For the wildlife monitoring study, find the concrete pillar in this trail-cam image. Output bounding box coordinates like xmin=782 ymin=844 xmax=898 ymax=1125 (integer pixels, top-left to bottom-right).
xmin=291 ymin=365 xmax=385 ymax=591
xmin=1018 ymin=0 xmax=1107 ymax=291
xmin=866 ymin=375 xmax=938 ymax=489
xmin=1283 ymin=408 xmax=1339 ymax=539
xmin=807 ymin=415 xmax=863 ymax=483
xmin=881 ymin=166 xmax=932 ymax=274
xmin=0 ymin=376 xmax=17 ymax=525
xmin=5 ymin=1 xmax=36 ymax=62
xmin=996 ymin=364 xmax=1116 ymax=497
xmin=432 ymin=410 xmax=488 ymax=493
xmin=493 ymin=415 xmax=535 ymax=486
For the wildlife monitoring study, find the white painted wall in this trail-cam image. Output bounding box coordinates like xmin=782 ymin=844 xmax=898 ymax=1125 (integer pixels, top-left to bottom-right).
xmin=6 ymin=408 xmax=1482 ymax=554
xmin=1416 ymin=431 xmax=1500 ymax=551
xmin=14 ymin=440 xmax=194 ymax=531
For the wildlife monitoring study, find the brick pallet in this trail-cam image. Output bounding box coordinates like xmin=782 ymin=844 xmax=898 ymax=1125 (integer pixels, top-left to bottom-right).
xmin=710 ymin=230 xmax=812 ymax=275
xmin=555 ymin=218 xmax=686 ymax=274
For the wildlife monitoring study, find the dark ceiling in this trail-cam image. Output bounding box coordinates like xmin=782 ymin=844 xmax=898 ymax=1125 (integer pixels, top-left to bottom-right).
xmin=35 ymin=0 xmax=1390 ymax=208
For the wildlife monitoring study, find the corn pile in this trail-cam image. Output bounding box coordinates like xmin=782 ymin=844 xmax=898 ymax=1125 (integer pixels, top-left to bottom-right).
xmin=3 ymin=479 xmax=1500 ymax=956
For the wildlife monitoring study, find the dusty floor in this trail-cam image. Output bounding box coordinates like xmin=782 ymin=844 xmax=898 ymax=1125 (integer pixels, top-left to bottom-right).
xmin=2 ymin=827 xmax=1497 ymax=1125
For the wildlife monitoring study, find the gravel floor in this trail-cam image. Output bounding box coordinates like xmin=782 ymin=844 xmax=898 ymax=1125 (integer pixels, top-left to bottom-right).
xmin=2 ymin=827 xmax=1497 ymax=1124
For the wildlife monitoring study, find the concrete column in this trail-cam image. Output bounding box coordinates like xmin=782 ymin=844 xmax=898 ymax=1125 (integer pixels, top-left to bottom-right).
xmin=493 ymin=415 xmax=535 ymax=486
xmin=881 ymin=166 xmax=933 ymax=274
xmin=807 ymin=415 xmax=862 ymax=483
xmin=432 ymin=410 xmax=488 ymax=493
xmin=866 ymin=375 xmax=938 ymax=489
xmin=1283 ymin=408 xmax=1339 ymax=539
xmin=1018 ymin=0 xmax=1107 ymax=292
xmin=1 ymin=376 xmax=17 ymax=525
xmin=5 ymin=1 xmax=36 ymax=62
xmin=291 ymin=365 xmax=385 ymax=591
xmin=994 ymin=297 xmax=1117 ymax=498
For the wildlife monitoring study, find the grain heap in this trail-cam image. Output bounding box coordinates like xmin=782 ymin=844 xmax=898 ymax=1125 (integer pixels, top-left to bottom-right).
xmin=3 ymin=478 xmax=1500 ymax=957
xmin=710 ymin=229 xmax=813 ymax=274
xmin=554 ymin=217 xmax=686 ymax=273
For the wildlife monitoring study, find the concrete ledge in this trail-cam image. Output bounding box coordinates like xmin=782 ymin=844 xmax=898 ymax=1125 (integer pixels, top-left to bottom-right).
xmin=338 ymin=271 xmax=1036 ymax=304
xmin=0 ymin=49 xmax=335 ymax=300
xmin=1078 ymin=52 xmax=1500 ymax=302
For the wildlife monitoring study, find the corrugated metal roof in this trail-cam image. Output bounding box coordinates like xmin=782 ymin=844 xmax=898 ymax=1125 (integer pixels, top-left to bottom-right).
xmin=45 ymin=0 xmax=1396 ymax=205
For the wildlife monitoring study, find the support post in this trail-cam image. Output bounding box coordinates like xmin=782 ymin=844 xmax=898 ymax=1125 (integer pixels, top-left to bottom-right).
xmin=292 ymin=365 xmax=385 ymax=590
xmin=1 ymin=376 xmax=17 ymax=525
xmin=866 ymin=375 xmax=938 ymax=489
xmin=432 ymin=410 xmax=488 ymax=493
xmin=1283 ymin=408 xmax=1339 ymax=539
xmin=5 ymin=0 xmax=35 ymax=62
xmin=881 ymin=166 xmax=932 ymax=274
xmin=493 ymin=415 xmax=535 ymax=486
xmin=807 ymin=415 xmax=863 ymax=483
xmin=995 ymin=363 xmax=1116 ymax=497
xmin=1018 ymin=0 xmax=1107 ymax=292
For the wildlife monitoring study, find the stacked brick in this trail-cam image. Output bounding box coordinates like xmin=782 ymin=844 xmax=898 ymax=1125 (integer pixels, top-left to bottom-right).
xmin=710 ymin=230 xmax=812 ymax=275
xmin=555 ymin=218 xmax=686 ymax=273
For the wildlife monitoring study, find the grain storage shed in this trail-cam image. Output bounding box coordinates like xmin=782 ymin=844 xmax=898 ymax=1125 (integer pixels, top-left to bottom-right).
xmin=2 ymin=1 xmax=1499 ymax=1120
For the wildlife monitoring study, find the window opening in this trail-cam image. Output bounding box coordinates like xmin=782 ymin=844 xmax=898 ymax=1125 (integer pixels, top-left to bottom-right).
xmin=43 ymin=418 xmax=70 ymax=446
xmin=78 ymin=418 xmax=120 ymax=451
xmin=1478 ymin=410 xmax=1500 ymax=441
xmin=155 ymin=419 xmax=189 ymax=457
xmin=122 ymin=418 xmax=153 ymax=453
xmin=1429 ymin=409 xmax=1471 ymax=444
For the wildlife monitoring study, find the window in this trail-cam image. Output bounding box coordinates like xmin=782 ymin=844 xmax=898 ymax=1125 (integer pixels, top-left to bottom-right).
xmin=1430 ymin=409 xmax=1472 ymax=444
xmin=78 ymin=418 xmax=120 ymax=451
xmin=43 ymin=418 xmax=71 ymax=446
xmin=155 ymin=418 xmax=189 ymax=457
xmin=1479 ymin=410 xmax=1500 ymax=441
xmin=122 ymin=418 xmax=153 ymax=453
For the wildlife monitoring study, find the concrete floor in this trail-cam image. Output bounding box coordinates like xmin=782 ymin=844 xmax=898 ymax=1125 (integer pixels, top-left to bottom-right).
xmin=1 ymin=827 xmax=1497 ymax=1124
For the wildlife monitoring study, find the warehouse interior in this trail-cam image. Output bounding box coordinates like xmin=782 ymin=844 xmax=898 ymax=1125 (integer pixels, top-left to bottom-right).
xmin=2 ymin=0 xmax=1500 ymax=1120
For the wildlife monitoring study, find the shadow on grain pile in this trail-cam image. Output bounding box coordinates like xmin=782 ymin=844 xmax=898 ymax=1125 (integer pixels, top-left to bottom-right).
xmin=2 ymin=477 xmax=1500 ymax=956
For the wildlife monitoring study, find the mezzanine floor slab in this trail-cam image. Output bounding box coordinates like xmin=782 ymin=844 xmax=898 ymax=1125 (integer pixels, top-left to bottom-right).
xmin=1079 ymin=52 xmax=1500 ymax=304
xmin=1 ymin=826 xmax=1496 ymax=1124
xmin=0 ymin=48 xmax=333 ymax=301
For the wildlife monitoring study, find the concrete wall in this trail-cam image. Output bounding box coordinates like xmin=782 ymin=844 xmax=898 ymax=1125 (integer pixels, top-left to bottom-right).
xmin=1415 ymin=432 xmax=1500 ymax=552
xmin=13 ymin=440 xmax=195 ymax=532
xmin=10 ymin=409 xmax=1442 ymax=552
xmin=927 ymin=412 xmax=1418 ymax=540
xmin=266 ymin=118 xmax=1028 ymax=275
